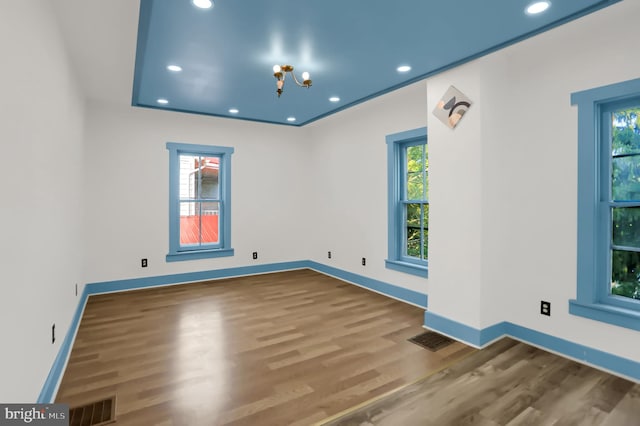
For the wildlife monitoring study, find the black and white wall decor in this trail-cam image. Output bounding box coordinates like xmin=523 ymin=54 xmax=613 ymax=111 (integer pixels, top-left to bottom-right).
xmin=433 ymin=85 xmax=472 ymax=129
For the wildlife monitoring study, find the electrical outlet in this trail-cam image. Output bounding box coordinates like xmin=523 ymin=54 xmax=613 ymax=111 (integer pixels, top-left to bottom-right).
xmin=252 ymin=252 xmax=258 ymax=260
xmin=141 ymin=258 xmax=148 ymax=268
xmin=362 ymin=257 xmax=366 ymax=266
xmin=540 ymin=300 xmax=551 ymax=316
xmin=52 ymin=324 xmax=55 ymax=344
xmin=328 ymin=251 xmax=332 ymax=259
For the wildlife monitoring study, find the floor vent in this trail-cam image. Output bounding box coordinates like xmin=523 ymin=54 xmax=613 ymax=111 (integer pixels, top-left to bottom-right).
xmin=408 ymin=331 xmax=454 ymax=352
xmin=69 ymin=396 xmax=116 ymax=426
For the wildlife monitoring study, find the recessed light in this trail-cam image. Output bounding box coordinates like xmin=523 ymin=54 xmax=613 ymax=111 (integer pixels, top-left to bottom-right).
xmin=329 ymin=97 xmax=340 ymax=103
xmin=228 ymin=108 xmax=239 ymax=114
xmin=192 ymin=0 xmax=213 ymax=9
xmin=157 ymin=98 xmax=169 ymax=105
xmin=287 ymin=117 xmax=296 ymax=122
xmin=526 ymin=1 xmax=550 ymax=15
xmin=167 ymin=65 xmax=182 ymax=72
xmin=397 ymin=65 xmax=411 ymax=73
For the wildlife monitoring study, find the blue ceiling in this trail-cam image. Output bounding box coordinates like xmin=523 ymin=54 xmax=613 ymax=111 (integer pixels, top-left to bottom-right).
xmin=132 ymin=0 xmax=619 ymax=126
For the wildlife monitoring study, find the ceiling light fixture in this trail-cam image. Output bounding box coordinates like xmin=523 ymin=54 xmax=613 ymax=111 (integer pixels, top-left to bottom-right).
xmin=397 ymin=65 xmax=411 ymax=73
xmin=228 ymin=108 xmax=239 ymax=114
xmin=329 ymin=96 xmax=340 ymax=102
xmin=192 ymin=0 xmax=213 ymax=9
xmin=273 ymin=65 xmax=312 ymax=97
xmin=526 ymin=1 xmax=550 ymax=15
xmin=286 ymin=116 xmax=296 ymax=122
xmin=167 ymin=65 xmax=182 ymax=72
xmin=157 ymin=98 xmax=169 ymax=105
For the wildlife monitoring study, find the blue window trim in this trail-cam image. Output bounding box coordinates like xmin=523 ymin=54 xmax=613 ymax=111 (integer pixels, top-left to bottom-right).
xmin=570 ymin=78 xmax=640 ymax=331
xmin=166 ymin=142 xmax=234 ymax=262
xmin=385 ymin=127 xmax=428 ymax=278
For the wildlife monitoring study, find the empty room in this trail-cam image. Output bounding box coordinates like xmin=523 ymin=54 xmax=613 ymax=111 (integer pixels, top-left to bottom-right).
xmin=1 ymin=0 xmax=639 ymax=424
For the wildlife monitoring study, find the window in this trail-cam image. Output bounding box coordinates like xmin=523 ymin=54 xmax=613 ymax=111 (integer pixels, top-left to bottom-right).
xmin=166 ymin=142 xmax=234 ymax=261
xmin=570 ymin=78 xmax=640 ymax=330
xmin=385 ymin=127 xmax=429 ymax=277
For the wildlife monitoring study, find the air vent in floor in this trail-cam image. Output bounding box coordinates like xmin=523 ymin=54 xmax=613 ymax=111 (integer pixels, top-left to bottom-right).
xmin=408 ymin=331 xmax=454 ymax=352
xmin=69 ymin=395 xmax=116 ymax=426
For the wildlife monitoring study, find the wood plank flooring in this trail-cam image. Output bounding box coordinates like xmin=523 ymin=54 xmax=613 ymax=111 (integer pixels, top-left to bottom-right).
xmin=55 ymin=269 xmax=474 ymax=425
xmin=323 ymin=338 xmax=640 ymax=426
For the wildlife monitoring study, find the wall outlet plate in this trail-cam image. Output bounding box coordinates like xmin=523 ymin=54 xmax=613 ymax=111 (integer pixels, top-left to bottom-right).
xmin=252 ymin=252 xmax=258 ymax=260
xmin=540 ymin=300 xmax=551 ymax=316
xmin=362 ymin=257 xmax=366 ymax=266
xmin=141 ymin=258 xmax=148 ymax=268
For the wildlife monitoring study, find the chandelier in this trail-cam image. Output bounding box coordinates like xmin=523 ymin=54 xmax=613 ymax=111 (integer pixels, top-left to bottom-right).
xmin=272 ymin=65 xmax=312 ymax=97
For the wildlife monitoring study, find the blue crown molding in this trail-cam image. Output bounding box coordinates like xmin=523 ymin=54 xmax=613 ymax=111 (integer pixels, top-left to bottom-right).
xmin=132 ymin=103 xmax=307 ymax=127
xmin=131 ymin=0 xmax=154 ymax=108
xmin=132 ymin=1 xmax=621 ymax=127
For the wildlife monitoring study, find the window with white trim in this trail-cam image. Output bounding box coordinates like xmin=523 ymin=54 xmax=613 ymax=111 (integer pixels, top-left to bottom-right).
xmin=571 ymin=78 xmax=640 ymax=330
xmin=385 ymin=127 xmax=429 ymax=277
xmin=166 ymin=142 xmax=234 ymax=262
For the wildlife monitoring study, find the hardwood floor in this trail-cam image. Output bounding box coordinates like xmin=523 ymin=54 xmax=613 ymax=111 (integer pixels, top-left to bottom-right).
xmin=55 ymin=269 xmax=474 ymax=425
xmin=323 ymin=338 xmax=640 ymax=426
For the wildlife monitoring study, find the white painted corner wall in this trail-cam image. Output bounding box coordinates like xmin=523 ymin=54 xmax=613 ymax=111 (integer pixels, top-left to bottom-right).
xmin=305 ymin=82 xmax=429 ymax=296
xmin=0 ymin=1 xmax=85 ymax=402
xmin=82 ymin=80 xmax=430 ymax=296
xmin=82 ymin=103 xmax=312 ymax=283
xmin=425 ymin=0 xmax=640 ymax=360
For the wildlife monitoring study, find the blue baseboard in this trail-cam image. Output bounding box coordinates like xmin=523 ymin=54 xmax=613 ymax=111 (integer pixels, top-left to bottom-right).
xmin=86 ymin=260 xmax=310 ymax=294
xmin=423 ymin=311 xmax=507 ymax=347
xmin=307 ymin=261 xmax=428 ymax=308
xmin=424 ymin=311 xmax=640 ymax=382
xmin=505 ymin=323 xmax=640 ymax=382
xmin=37 ymin=260 xmax=428 ymax=402
xmin=37 ymin=286 xmax=89 ymax=403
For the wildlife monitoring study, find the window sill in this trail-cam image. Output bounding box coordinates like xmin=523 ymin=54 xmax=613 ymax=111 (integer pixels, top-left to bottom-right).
xmin=569 ymin=299 xmax=640 ymax=331
xmin=385 ymin=259 xmax=428 ymax=278
xmin=166 ymin=248 xmax=234 ymax=262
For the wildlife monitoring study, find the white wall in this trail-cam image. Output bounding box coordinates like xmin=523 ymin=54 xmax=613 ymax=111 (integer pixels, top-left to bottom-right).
xmin=425 ymin=64 xmax=490 ymax=328
xmin=426 ymin=0 xmax=640 ymax=359
xmin=82 ymin=103 xmax=312 ymax=283
xmin=83 ymin=82 xmax=429 ymax=293
xmin=306 ymin=82 xmax=429 ymax=296
xmin=0 ymin=1 xmax=85 ymax=402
